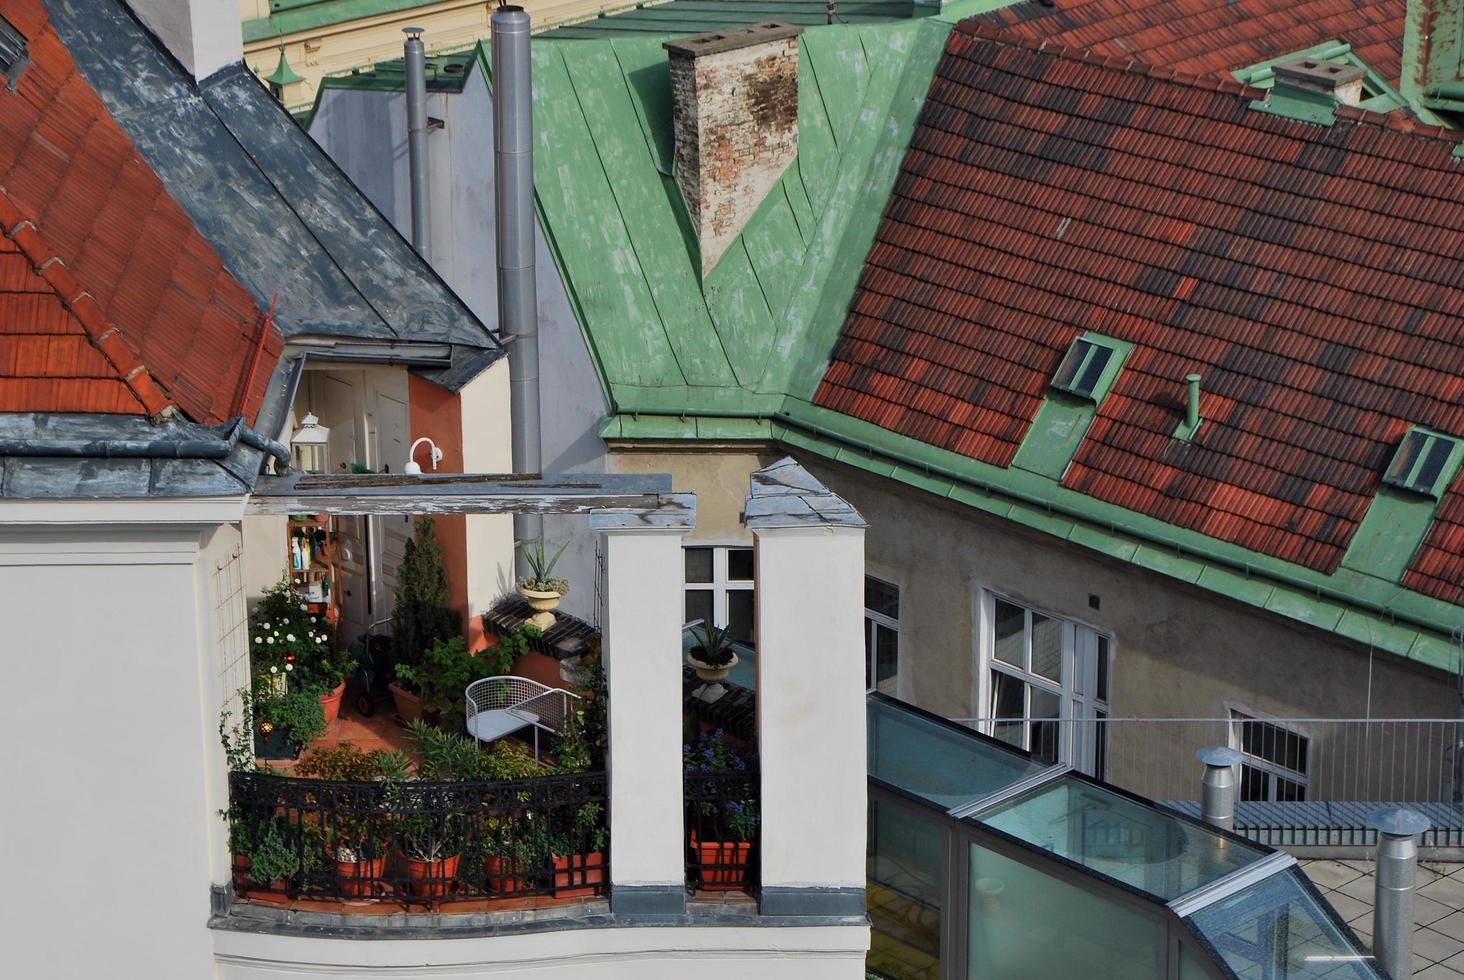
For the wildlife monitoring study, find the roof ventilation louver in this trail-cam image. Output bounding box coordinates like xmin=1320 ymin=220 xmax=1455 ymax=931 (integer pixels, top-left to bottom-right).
xmin=1051 ymin=336 xmax=1120 ymax=403
xmin=0 ymin=15 xmax=28 ymax=93
xmin=1383 ymin=429 xmax=1459 ymax=499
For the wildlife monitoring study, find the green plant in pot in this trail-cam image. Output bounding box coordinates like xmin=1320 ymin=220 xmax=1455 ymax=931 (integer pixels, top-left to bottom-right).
xmin=687 ymin=622 xmax=739 ymax=701
xmin=395 ymin=636 xmax=480 ymax=733
xmin=390 ymin=517 xmax=461 ymax=722
xmin=550 ymin=800 xmax=608 ymax=897
xmin=251 ymin=577 xmax=353 ymax=721
xmin=250 ymin=677 xmax=327 ymax=759
xmin=517 ymin=539 xmax=570 ymax=629
xmin=296 ymin=746 xmax=409 ymax=897
xmin=240 ymin=818 xmax=300 ymax=901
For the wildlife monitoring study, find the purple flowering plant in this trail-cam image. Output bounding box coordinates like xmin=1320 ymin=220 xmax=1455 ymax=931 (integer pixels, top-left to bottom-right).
xmin=683 ymin=729 xmax=759 ymax=842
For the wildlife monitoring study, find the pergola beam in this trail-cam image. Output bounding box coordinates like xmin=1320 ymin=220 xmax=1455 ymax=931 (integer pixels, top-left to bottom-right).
xmin=245 ymin=472 xmax=695 ymax=523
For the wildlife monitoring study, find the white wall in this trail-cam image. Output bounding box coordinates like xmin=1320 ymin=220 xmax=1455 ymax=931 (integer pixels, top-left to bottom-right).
xmin=213 ymin=923 xmax=870 ymax=978
xmin=311 ymin=75 xmax=610 ymax=619
xmin=125 ymin=0 xmax=242 ymax=79
xmin=460 ymin=358 xmax=516 ymax=604
xmin=0 ymin=515 xmax=236 ymax=979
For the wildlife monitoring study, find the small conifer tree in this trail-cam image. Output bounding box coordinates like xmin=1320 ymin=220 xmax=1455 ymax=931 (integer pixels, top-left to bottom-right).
xmin=392 ymin=516 xmax=461 ymax=671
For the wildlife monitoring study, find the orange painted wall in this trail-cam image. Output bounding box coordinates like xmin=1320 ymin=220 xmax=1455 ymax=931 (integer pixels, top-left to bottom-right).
xmin=405 ymin=374 xmax=486 ymax=652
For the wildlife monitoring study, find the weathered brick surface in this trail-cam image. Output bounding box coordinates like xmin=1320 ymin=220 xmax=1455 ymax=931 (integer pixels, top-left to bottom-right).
xmin=667 ymin=27 xmax=801 ymax=278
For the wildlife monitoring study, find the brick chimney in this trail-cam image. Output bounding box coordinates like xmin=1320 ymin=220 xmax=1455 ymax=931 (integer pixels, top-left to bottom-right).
xmin=1271 ymin=58 xmax=1365 ymax=106
xmin=664 ymin=23 xmax=803 ymax=278
xmin=124 ymin=0 xmax=242 ymax=80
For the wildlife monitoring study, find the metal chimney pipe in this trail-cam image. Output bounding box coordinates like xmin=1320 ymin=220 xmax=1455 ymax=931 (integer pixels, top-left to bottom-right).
xmin=1369 ymin=807 xmax=1430 ymax=980
xmin=1185 ymin=373 xmax=1202 ymax=432
xmin=403 ymin=27 xmax=429 ymax=256
xmin=492 ymin=4 xmax=543 ymax=580
xmin=1196 ymin=746 xmax=1242 ymax=832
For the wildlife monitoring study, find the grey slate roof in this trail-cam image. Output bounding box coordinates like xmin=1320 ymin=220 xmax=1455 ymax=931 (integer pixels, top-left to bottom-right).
xmin=44 ymin=0 xmax=499 ymax=370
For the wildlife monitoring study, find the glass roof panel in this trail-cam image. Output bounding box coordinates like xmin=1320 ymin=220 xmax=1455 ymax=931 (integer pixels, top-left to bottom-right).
xmin=1189 ymin=869 xmax=1380 ymax=978
xmin=974 ymin=777 xmax=1267 ymax=901
xmin=867 ymin=698 xmax=1046 ymax=809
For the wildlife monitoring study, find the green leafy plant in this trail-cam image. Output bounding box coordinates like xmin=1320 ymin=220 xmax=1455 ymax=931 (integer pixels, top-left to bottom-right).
xmin=554 ymin=705 xmax=593 ymax=774
xmin=517 ymin=539 xmax=570 ymax=594
xmin=247 ymin=821 xmax=299 ymax=885
xmin=219 ymin=692 xmax=258 ymax=773
xmin=296 ymin=743 xmax=410 ymax=782
xmin=478 ymin=624 xmax=542 ymax=676
xmin=394 ymin=636 xmax=479 ymax=732
xmin=392 ymin=516 xmax=461 ymax=673
xmin=252 ymin=677 xmax=328 ymax=750
xmin=688 ymin=622 xmax=738 ymax=668
xmin=684 ymin=729 xmax=758 ymax=842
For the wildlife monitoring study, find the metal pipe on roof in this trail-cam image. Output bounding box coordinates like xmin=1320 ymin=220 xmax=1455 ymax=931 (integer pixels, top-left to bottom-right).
xmin=1185 ymin=373 xmax=1202 ymax=432
xmin=492 ymin=4 xmax=543 ymax=579
xmin=1370 ymin=807 xmax=1430 ymax=980
xmin=1196 ymin=746 xmax=1241 ymax=832
xmin=403 ymin=27 xmax=430 ymax=257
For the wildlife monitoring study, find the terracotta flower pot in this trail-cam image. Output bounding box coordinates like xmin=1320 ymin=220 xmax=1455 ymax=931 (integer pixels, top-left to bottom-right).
xmin=690 ymin=832 xmax=751 ymax=891
xmin=518 ymin=586 xmax=562 ymax=630
xmin=336 ymin=853 xmax=387 ymax=898
xmin=406 ymin=853 xmax=461 ymax=897
xmin=319 ymin=681 xmax=347 ymax=723
xmin=552 ymin=852 xmax=605 ymax=897
xmin=388 ymin=681 xmax=423 ymax=724
xmin=484 ymin=854 xmax=528 ymax=894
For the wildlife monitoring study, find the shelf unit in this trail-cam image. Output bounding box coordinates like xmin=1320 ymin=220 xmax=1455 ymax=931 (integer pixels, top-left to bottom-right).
xmin=286 ymin=514 xmax=341 ymax=624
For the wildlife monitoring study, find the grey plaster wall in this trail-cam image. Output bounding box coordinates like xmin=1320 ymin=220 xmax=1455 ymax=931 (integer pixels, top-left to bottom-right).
xmin=798 ymin=455 xmax=1456 ymax=723
xmin=310 ymin=76 xmax=610 ymax=620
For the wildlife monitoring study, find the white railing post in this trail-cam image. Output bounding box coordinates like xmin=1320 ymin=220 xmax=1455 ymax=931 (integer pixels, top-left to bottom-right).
xmin=594 ymin=501 xmax=695 ymax=915
xmin=745 ymin=459 xmax=868 ymax=918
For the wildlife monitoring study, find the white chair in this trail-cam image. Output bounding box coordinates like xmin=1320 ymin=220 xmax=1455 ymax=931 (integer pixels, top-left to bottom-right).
xmin=464 ymin=675 xmax=581 ymax=763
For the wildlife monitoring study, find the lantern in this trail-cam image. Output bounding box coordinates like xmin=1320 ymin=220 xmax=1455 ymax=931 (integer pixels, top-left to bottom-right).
xmin=290 ymin=412 xmax=330 ymax=474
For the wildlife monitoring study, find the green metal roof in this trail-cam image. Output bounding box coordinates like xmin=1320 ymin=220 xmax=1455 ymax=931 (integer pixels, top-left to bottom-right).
xmin=244 ymin=0 xmax=438 ymax=43
xmin=542 ymin=0 xmax=925 ymax=38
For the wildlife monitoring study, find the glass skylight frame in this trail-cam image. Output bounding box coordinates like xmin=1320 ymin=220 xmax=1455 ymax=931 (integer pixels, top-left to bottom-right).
xmin=1383 ymin=427 xmax=1461 ymax=500
xmin=1050 ymin=333 xmax=1127 ymax=404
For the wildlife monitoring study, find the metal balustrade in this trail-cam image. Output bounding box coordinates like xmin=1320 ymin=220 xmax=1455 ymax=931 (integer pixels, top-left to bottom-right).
xmin=684 ymin=768 xmax=760 ymax=896
xmin=951 ymin=716 xmax=1464 ymax=847
xmin=226 ymin=769 xmax=608 ymax=907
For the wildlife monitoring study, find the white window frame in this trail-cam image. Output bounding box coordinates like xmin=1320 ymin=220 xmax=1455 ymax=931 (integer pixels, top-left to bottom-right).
xmin=1227 ymin=707 xmax=1310 ymax=802
xmin=682 ymin=543 xmax=755 ymax=640
xmin=865 ymin=574 xmax=900 ymax=695
xmin=975 ymin=588 xmax=1113 ymax=775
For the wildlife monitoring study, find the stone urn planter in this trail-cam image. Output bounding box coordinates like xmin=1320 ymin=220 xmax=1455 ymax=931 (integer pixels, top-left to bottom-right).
xmin=518 ymin=586 xmax=562 ymax=630
xmin=687 ymin=649 xmax=738 ymax=684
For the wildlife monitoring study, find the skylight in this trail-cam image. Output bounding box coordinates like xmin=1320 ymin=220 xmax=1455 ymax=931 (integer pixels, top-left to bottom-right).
xmin=1383 ymin=429 xmax=1460 ymax=499
xmin=0 ymin=15 xmax=26 ymax=93
xmin=1051 ymin=336 xmax=1122 ymax=403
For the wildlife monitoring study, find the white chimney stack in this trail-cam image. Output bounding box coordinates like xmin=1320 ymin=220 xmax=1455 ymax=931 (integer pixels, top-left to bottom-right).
xmin=125 ymin=0 xmax=243 ymax=81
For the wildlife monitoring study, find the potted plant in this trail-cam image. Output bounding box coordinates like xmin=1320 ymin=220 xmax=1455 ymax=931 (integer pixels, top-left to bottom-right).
xmin=551 ymin=801 xmax=608 ymax=897
xmin=250 ymin=680 xmax=328 ymax=759
xmin=390 ymin=517 xmax=461 ymax=721
xmin=517 ymin=539 xmax=570 ymax=629
xmin=685 ymin=730 xmax=758 ymax=892
xmin=394 ymin=636 xmax=481 ymax=733
xmin=296 ymin=744 xmax=409 ymax=898
xmin=251 ymin=577 xmax=352 ymax=722
xmin=483 ymin=814 xmax=543 ymax=894
xmin=687 ymin=622 xmax=739 ymax=702
xmin=242 ymin=819 xmax=298 ymax=904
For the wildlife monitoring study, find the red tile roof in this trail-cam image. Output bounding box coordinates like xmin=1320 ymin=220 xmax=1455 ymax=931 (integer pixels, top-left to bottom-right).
xmin=0 ymin=0 xmax=279 ymax=424
xmin=977 ymin=0 xmax=1406 ymax=85
xmin=814 ymin=24 xmax=1464 ymax=603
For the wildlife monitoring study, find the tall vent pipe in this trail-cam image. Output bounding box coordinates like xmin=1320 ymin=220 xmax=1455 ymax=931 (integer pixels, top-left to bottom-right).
xmin=403 ymin=27 xmax=429 ymax=255
xmin=1369 ymin=807 xmax=1430 ymax=980
xmin=493 ymin=4 xmax=543 ymax=579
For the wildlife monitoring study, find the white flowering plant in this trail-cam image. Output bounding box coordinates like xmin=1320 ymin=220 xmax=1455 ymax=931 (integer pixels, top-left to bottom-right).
xmin=249 ymin=577 xmax=353 ymax=695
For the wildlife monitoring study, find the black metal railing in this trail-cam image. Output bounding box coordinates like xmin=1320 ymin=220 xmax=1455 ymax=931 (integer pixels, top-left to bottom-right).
xmin=684 ymin=767 xmax=760 ymax=896
xmin=227 ymin=769 xmax=608 ymax=906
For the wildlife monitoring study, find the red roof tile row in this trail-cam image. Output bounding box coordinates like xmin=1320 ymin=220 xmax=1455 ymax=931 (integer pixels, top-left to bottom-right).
xmin=978 ymin=0 xmax=1406 ymax=86
xmin=814 ymin=24 xmax=1464 ymax=604
xmin=0 ymin=0 xmax=279 ymax=424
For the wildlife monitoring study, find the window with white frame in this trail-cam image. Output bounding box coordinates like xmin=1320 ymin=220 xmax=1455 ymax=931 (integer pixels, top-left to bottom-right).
xmin=684 ymin=545 xmax=755 ymax=644
xmin=1230 ymin=710 xmax=1309 ymax=801
xmin=983 ymin=594 xmax=1111 ymax=773
xmin=865 ymin=577 xmax=899 ymax=694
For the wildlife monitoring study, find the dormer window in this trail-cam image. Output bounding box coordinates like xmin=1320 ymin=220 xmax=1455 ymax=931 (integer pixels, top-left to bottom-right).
xmin=0 ymin=15 xmax=28 ymax=93
xmin=1051 ymin=335 xmax=1124 ymax=404
xmin=1383 ymin=428 xmax=1461 ymax=499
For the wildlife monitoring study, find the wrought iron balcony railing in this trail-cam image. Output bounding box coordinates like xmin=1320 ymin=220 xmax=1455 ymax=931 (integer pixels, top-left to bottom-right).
xmin=684 ymin=767 xmax=760 ymax=896
xmin=226 ymin=769 xmax=608 ymax=906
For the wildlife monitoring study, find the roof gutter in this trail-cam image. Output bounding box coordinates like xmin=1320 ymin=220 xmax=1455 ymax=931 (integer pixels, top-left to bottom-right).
xmin=0 ymin=417 xmax=291 ymax=465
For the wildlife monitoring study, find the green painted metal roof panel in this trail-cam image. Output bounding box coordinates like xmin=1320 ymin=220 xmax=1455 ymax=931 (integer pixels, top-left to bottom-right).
xmin=1194 ymin=565 xmax=1276 ymax=610
xmin=542 ymin=0 xmax=922 ymax=38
